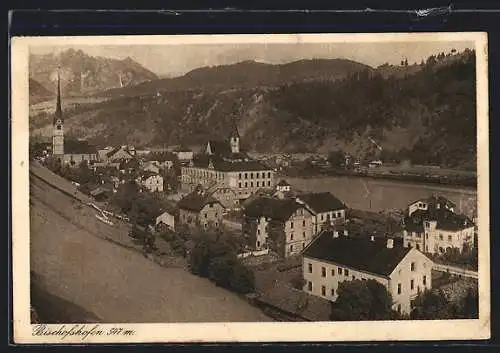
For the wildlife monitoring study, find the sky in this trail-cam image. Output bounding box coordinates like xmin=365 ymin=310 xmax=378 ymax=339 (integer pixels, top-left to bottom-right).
xmin=29 ymin=41 xmax=474 ymax=77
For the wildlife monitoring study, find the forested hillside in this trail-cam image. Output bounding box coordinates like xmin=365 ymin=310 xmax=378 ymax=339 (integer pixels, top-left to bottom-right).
xmin=29 ymin=49 xmax=476 ymax=168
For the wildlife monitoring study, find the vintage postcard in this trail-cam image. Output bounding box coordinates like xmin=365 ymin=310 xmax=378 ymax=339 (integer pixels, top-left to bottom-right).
xmin=11 ymin=33 xmax=490 ymax=343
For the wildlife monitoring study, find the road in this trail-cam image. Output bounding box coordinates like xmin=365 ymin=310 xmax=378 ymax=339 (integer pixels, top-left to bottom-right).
xmin=29 ymin=164 xmax=272 ymax=323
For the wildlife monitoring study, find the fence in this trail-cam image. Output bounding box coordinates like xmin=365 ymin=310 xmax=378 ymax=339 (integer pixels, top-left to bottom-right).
xmin=433 ymin=263 xmax=478 ymax=279
xmin=237 ymin=249 xmax=269 ymax=259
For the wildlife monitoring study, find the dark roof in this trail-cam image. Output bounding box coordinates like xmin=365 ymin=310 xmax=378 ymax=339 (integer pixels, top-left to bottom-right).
xmin=410 ymin=195 xmax=456 ymax=209
xmin=64 ymin=140 xmax=96 ymax=154
xmin=303 ymin=231 xmax=411 ymax=277
xmin=140 ymin=171 xmax=161 ymax=180
xmin=277 ymin=179 xmax=291 ymax=187
xmin=207 ymin=140 xmax=232 ymax=157
xmin=405 ymin=208 xmax=474 ymax=232
xmin=120 ymin=158 xmax=140 ymax=170
xmin=192 ymin=154 xmax=270 ymax=172
xmin=244 ymin=197 xmax=308 ymax=221
xmin=105 ymin=146 xmax=122 ymax=158
xmin=178 ymin=191 xmax=224 ymax=212
xmin=297 ymin=192 xmax=346 ymax=213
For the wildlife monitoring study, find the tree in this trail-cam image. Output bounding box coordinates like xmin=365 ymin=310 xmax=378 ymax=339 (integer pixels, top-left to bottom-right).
xmin=410 ymin=289 xmax=458 ymax=320
xmin=229 ymin=263 xmax=255 ymax=294
xmin=208 ymin=255 xmax=237 ymax=289
xmin=328 ymin=150 xmax=345 ymax=168
xmin=330 ymin=279 xmax=398 ymax=321
xmin=189 ymin=239 xmax=211 ymax=277
xmin=459 ymin=287 xmax=478 ymax=319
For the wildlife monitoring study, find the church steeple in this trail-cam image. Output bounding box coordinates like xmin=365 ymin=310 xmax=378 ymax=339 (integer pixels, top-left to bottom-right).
xmin=229 ymin=118 xmax=240 ymax=154
xmin=54 ymin=70 xmax=63 ymax=125
xmin=52 ymin=69 xmax=64 ymax=156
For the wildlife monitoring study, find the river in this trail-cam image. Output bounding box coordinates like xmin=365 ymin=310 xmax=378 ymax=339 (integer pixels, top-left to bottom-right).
xmin=286 ymin=176 xmax=477 ymax=215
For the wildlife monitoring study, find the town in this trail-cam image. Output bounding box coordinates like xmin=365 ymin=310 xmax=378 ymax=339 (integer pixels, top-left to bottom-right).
xmin=29 ymin=72 xmax=479 ymax=322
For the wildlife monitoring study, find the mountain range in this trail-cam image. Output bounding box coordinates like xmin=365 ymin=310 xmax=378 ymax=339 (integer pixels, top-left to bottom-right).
xmin=29 ymin=48 xmax=476 ymax=168
xmin=29 ymin=49 xmax=158 ymax=97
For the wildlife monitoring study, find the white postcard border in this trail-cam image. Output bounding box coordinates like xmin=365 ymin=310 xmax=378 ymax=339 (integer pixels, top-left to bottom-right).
xmin=11 ymin=32 xmax=490 ymax=344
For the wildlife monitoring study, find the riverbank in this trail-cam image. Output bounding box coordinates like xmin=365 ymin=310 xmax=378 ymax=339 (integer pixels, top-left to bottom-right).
xmin=282 ymin=167 xmax=477 ymax=190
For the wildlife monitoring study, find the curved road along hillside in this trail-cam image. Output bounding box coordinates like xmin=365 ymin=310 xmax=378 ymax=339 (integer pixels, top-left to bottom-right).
xmin=29 ymin=165 xmax=271 ymax=323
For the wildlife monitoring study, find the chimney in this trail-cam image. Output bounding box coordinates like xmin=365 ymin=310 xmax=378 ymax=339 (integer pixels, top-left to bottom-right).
xmin=386 ymin=238 xmax=394 ymax=249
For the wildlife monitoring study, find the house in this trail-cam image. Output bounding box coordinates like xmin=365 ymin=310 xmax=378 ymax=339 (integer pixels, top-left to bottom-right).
xmin=276 ymin=179 xmax=291 ymax=192
xmin=408 ymin=195 xmax=455 ymax=217
xmin=203 ymin=182 xmax=240 ymax=210
xmin=177 ymin=190 xmax=225 ymax=229
xmin=302 ymin=230 xmax=434 ymax=315
xmin=242 ymin=196 xmax=315 ymax=257
xmin=89 ymin=185 xmax=113 ymax=202
xmin=137 ymin=172 xmax=164 ymax=192
xmin=142 ymin=161 xmax=161 ymax=174
xmin=174 ymin=149 xmax=194 ymax=164
xmin=297 ymin=192 xmax=347 ymax=234
xmin=368 ymin=160 xmax=383 ymax=168
xmin=104 ymin=145 xmax=135 ymax=162
xmin=155 ymin=210 xmax=176 ymax=231
xmin=403 ymin=207 xmax=475 ymax=254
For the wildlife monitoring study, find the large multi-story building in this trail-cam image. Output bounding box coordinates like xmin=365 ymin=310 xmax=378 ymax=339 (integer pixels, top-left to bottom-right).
xmin=303 ymin=230 xmax=434 ymax=315
xmin=243 ymin=196 xmax=316 ymax=257
xmin=403 ymin=195 xmax=475 ymax=254
xmin=181 ymin=122 xmax=275 ymax=204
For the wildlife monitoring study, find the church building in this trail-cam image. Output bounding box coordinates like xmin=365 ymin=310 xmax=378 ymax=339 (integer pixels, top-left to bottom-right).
xmin=52 ymin=71 xmax=98 ymax=166
xmin=180 ymin=120 xmax=275 ymax=205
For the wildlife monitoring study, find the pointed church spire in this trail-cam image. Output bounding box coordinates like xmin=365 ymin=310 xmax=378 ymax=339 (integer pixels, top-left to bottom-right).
xmin=230 ymin=117 xmax=240 ymax=139
xmin=54 ymin=69 xmax=63 ymax=125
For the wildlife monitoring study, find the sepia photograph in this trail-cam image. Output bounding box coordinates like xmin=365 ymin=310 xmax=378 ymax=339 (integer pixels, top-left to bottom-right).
xmin=11 ymin=33 xmax=489 ymax=343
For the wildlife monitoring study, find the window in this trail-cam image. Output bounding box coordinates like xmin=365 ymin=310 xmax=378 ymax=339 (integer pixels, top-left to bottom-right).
xmin=321 ymin=214 xmax=324 ymax=221
xmin=411 ymin=280 xmax=414 ymax=290
xmin=397 ymin=304 xmax=401 ymax=314
xmin=215 ymin=213 xmax=218 ymax=217
xmin=209 ymin=203 xmax=213 ymax=208
xmin=204 ymin=213 xmax=208 ymax=218
xmin=268 ymin=172 xmax=271 ymax=178
xmin=321 ymin=267 xmax=326 ymax=277
xmin=338 ymin=268 xmax=343 ymax=275
xmin=204 ymin=223 xmax=208 ymax=228
xmin=425 ymin=233 xmax=429 ymax=239
xmin=425 ymin=246 xmax=429 ymax=252
xmin=344 ymin=269 xmax=349 ymax=276
xmin=215 ymin=222 xmax=218 ymax=227
xmin=290 ymin=233 xmax=294 ymax=241
xmin=238 ymin=173 xmax=242 ymax=179
xmin=423 ymin=275 xmax=427 ymax=286
xmin=303 ymin=231 xmax=306 ymax=238
xmin=307 ymin=281 xmax=312 ymax=291
xmin=331 ymin=269 xmax=335 ymax=276
xmin=257 ymin=229 xmax=261 ymax=235
xmin=238 ymin=182 xmax=242 ymax=188
xmin=250 ymin=182 xmax=254 ymax=188
xmin=303 ymin=220 xmax=306 ymax=226
xmin=397 ymin=283 xmax=402 ymax=294
xmin=448 ymin=235 xmax=452 ymax=241
xmin=56 ymin=125 xmax=62 ymax=130
xmin=257 ymin=241 xmax=260 ymax=247
xmin=416 ymin=244 xmax=420 ymax=250
xmin=245 ymin=173 xmax=248 ymax=179
xmin=302 ymin=243 xmax=305 ymax=249
xmin=308 ymin=263 xmax=313 ymax=273
xmin=439 ymin=234 xmax=444 ymax=240
xmin=290 ymin=221 xmax=294 ymax=229
xmin=331 ymin=288 xmax=335 ymax=296
xmin=352 ymin=275 xmax=355 ymax=280
xmin=289 ymin=244 xmax=293 ymax=252
xmin=321 ymin=285 xmax=326 ymax=296
xmin=257 ymin=182 xmax=259 ymax=187
xmin=267 ymin=181 xmax=271 ymax=187
xmin=411 ymin=262 xmax=416 ymax=271
xmin=245 ymin=182 xmax=248 ymax=188
xmin=250 ymin=173 xmax=254 ymax=179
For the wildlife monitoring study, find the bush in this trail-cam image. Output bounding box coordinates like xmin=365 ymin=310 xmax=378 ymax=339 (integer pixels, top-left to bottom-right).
xmin=230 ymin=263 xmax=255 ymax=294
